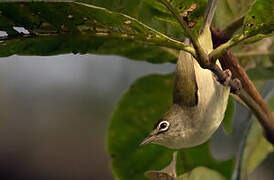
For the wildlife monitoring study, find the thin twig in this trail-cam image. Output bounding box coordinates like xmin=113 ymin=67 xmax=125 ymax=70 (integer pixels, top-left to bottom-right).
xmin=209 ymin=32 xmax=274 ymax=63
xmin=209 ymin=34 xmax=248 ymax=62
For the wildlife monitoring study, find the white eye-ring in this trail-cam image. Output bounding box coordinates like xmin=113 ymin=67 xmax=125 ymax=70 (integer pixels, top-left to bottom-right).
xmin=158 ymin=121 xmax=170 ymax=132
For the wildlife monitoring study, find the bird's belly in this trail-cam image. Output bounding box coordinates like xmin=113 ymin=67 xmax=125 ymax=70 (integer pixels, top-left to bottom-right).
xmin=176 ymin=60 xmax=230 ymax=149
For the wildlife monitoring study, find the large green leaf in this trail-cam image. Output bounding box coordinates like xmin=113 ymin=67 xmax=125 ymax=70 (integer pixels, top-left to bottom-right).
xmin=0 ymin=1 xmax=190 ymax=62
xmin=143 ymin=0 xmax=208 ymax=38
xmin=243 ymin=0 xmax=274 ymax=36
xmin=107 ymin=74 xmax=234 ymax=180
xmin=0 ymin=0 xmax=210 ymax=59
xmin=79 ymin=0 xmax=208 ymax=39
xmin=0 ymin=35 xmax=178 ymax=63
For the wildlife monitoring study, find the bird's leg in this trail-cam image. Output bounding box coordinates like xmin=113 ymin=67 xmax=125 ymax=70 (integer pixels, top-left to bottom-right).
xmin=230 ymin=78 xmax=242 ymax=94
xmin=219 ymin=69 xmax=232 ymax=86
xmin=211 ymin=65 xmax=242 ymax=94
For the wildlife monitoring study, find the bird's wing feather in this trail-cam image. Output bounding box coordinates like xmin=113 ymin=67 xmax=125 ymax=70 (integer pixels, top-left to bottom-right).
xmin=173 ymin=49 xmax=198 ymax=107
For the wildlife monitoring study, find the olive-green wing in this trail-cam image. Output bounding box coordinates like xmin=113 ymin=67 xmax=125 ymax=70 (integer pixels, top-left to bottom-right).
xmin=173 ymin=50 xmax=198 ymax=107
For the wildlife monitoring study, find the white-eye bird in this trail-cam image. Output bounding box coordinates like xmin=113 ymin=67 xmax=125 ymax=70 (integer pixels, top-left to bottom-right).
xmin=140 ymin=0 xmax=231 ymax=149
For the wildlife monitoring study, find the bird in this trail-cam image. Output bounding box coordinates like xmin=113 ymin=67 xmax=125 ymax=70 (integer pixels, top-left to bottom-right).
xmin=140 ymin=28 xmax=231 ymax=149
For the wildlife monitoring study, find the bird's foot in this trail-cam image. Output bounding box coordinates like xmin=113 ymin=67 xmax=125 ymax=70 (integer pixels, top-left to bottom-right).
xmin=222 ymin=69 xmax=232 ymax=86
xmin=215 ymin=69 xmax=231 ymax=86
xmin=230 ymin=78 xmax=242 ymax=95
xmin=215 ymin=69 xmax=242 ymax=94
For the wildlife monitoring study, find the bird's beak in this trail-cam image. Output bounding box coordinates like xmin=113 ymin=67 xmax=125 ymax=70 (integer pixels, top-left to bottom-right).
xmin=139 ymin=135 xmax=154 ymax=147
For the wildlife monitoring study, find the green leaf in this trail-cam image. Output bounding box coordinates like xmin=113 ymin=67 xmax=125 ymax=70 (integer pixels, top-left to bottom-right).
xmin=107 ymin=74 xmax=234 ymax=180
xmin=0 ymin=1 xmax=191 ymax=61
xmin=80 ymin=0 xmax=208 ymax=39
xmin=243 ymin=0 xmax=274 ymax=36
xmin=177 ymin=167 xmax=226 ymax=180
xmin=143 ymin=0 xmax=208 ymax=37
xmin=222 ymin=96 xmax=235 ymax=134
xmin=0 ymin=35 xmax=178 ymax=63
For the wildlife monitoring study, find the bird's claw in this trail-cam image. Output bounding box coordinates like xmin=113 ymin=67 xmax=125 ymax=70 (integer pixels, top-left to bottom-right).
xmin=230 ymin=78 xmax=242 ymax=95
xmin=222 ymin=69 xmax=232 ymax=86
xmin=215 ymin=69 xmax=231 ymax=86
xmin=215 ymin=69 xmax=242 ymax=94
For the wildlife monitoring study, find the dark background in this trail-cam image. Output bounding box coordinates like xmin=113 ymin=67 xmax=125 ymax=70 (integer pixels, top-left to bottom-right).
xmin=0 ymin=54 xmax=272 ymax=179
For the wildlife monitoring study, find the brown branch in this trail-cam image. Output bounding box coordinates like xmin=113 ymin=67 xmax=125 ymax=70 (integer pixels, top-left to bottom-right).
xmin=211 ymin=26 xmax=274 ymax=144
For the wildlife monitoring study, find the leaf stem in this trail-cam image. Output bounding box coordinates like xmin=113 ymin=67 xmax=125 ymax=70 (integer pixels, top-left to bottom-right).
xmin=209 ymin=34 xmax=247 ymax=62
xmin=209 ymin=32 xmax=274 ymax=63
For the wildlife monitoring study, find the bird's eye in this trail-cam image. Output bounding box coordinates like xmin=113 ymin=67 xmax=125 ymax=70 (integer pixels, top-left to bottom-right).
xmin=158 ymin=121 xmax=169 ymax=132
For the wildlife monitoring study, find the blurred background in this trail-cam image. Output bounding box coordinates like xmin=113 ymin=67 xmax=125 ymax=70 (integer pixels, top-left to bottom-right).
xmin=0 ymin=54 xmax=272 ymax=179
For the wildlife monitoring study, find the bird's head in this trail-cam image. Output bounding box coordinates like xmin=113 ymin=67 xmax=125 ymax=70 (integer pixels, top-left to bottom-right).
xmin=140 ymin=106 xmax=184 ymax=149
